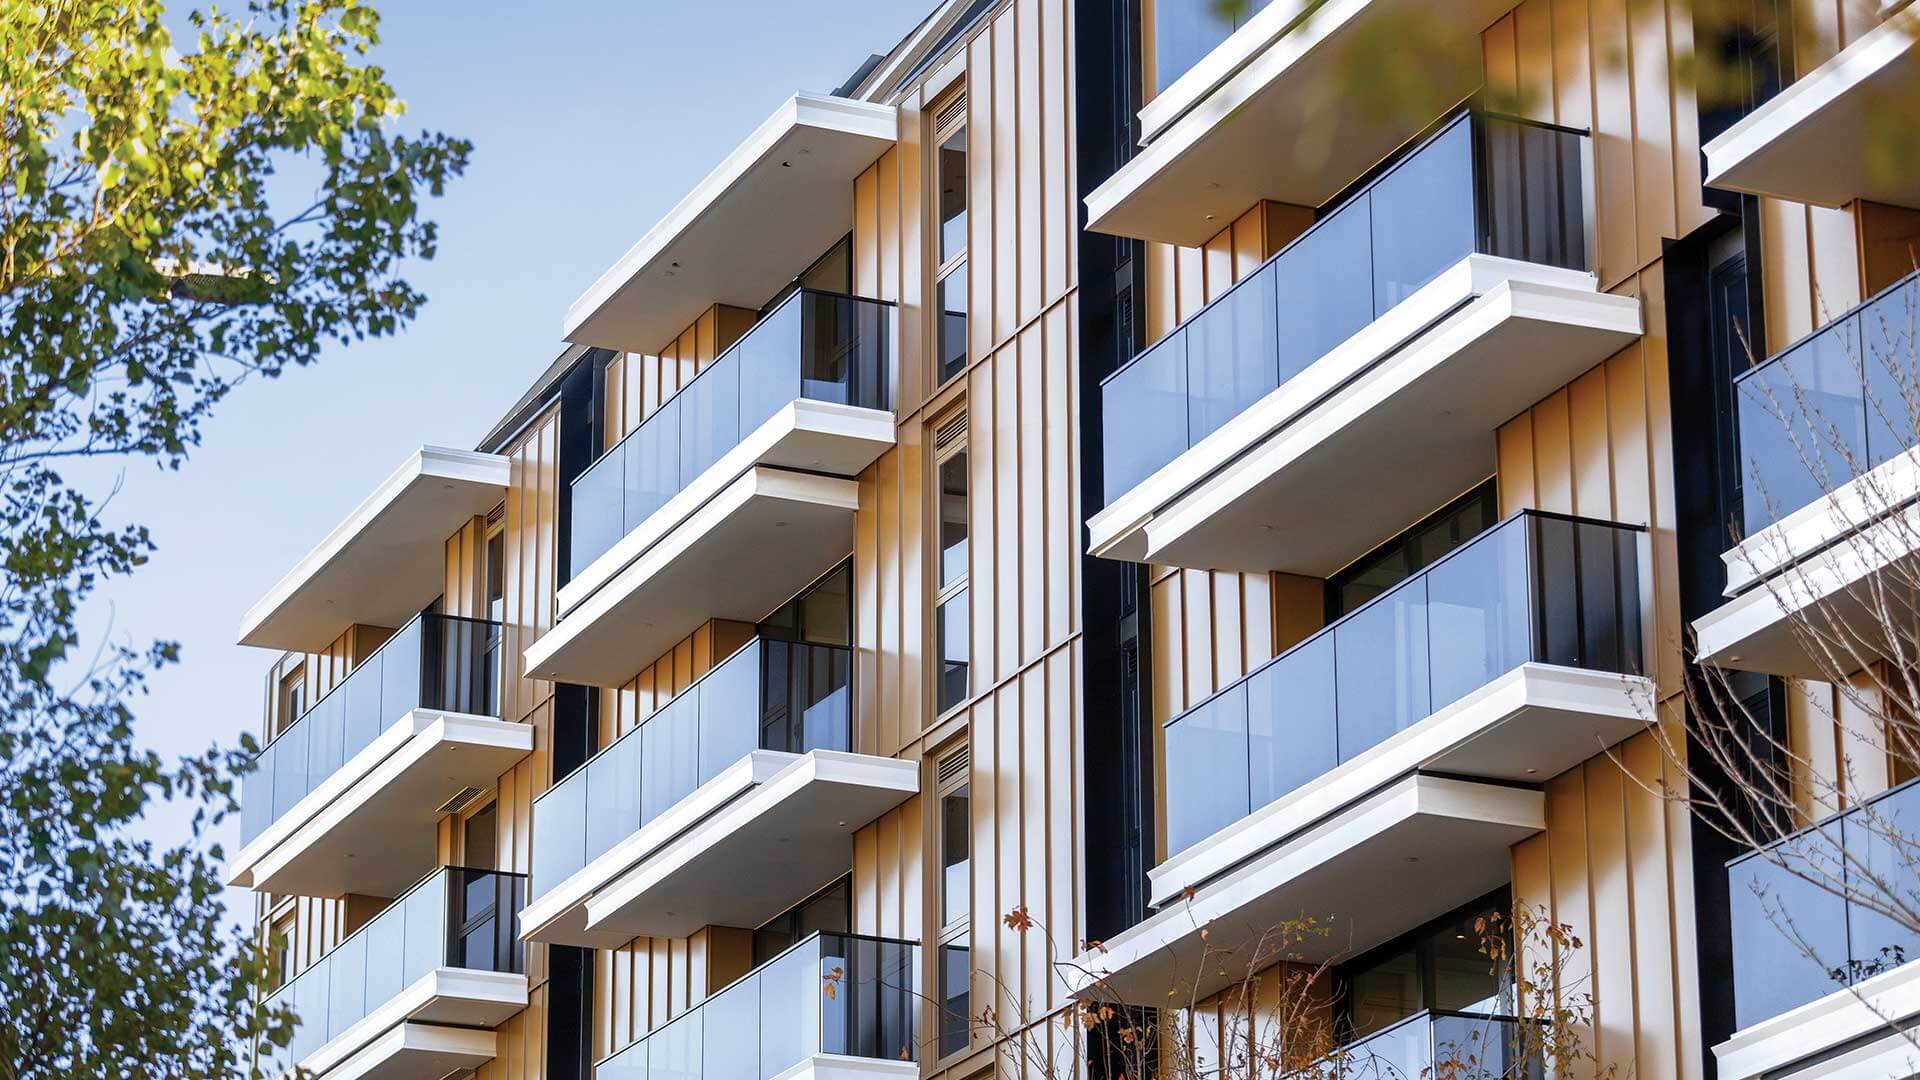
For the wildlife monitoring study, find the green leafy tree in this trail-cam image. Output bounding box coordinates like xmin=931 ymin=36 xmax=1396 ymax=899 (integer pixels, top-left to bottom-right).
xmin=0 ymin=1 xmax=468 ymax=1074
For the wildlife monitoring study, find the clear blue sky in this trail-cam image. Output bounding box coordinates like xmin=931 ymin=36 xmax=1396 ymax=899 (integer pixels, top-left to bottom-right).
xmin=80 ymin=1 xmax=933 ymax=920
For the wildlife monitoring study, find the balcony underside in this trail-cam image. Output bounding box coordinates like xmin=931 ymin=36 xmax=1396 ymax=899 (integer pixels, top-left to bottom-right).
xmin=1152 ymin=663 xmax=1653 ymax=907
xmin=290 ymin=969 xmax=526 ymax=1080
xmin=228 ymin=711 xmax=531 ymax=898
xmin=523 ymin=750 xmax=918 ymax=948
xmin=239 ymin=448 xmax=510 ymax=653
xmin=526 ymin=466 xmax=860 ymax=688
xmin=1703 ymin=9 xmax=1920 ymax=209
xmin=1088 ymin=0 xmax=1524 ymax=245
xmin=1089 ymin=258 xmax=1643 ymax=574
xmin=1714 ymin=958 xmax=1920 ymax=1080
xmin=1069 ymin=775 xmax=1543 ymax=1006
xmin=564 ymin=92 xmax=897 ymax=352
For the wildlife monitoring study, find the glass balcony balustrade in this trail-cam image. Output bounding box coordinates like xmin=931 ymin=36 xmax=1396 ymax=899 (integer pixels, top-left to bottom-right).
xmin=1099 ymin=112 xmax=1589 ymax=506
xmin=596 ymin=932 xmax=916 ymax=1080
xmin=1163 ymin=511 xmax=1643 ymax=858
xmin=240 ymin=613 xmax=502 ymax=847
xmin=531 ymin=636 xmax=852 ymax=898
xmin=259 ymin=867 xmax=526 ymax=1076
xmin=1317 ymin=1011 xmax=1544 ymax=1079
xmin=1728 ymin=778 xmax=1920 ymax=1030
xmin=1735 ymin=269 xmax=1920 ymax=537
xmin=569 ymin=290 xmax=892 ymax=579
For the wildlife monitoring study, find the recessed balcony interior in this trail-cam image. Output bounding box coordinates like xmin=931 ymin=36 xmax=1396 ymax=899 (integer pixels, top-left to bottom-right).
xmin=1090 ymin=0 xmax=1526 ymax=245
xmin=238 ymin=448 xmax=510 ymax=653
xmin=1717 ymin=780 xmax=1920 ymax=1079
xmin=1089 ymin=113 xmax=1643 ymax=574
xmin=595 ymin=932 xmax=918 ymax=1080
xmin=230 ymin=614 xmax=526 ymax=899
xmin=526 ymin=291 xmax=894 ymax=689
xmin=522 ymin=636 xmax=916 ymax=947
xmin=1156 ymin=511 xmax=1650 ymax=904
xmin=259 ymin=867 xmax=527 ymax=1080
xmin=564 ymin=91 xmax=897 ymax=353
xmin=1702 ymin=7 xmax=1920 ymax=209
xmin=1693 ymin=270 xmax=1920 ymax=677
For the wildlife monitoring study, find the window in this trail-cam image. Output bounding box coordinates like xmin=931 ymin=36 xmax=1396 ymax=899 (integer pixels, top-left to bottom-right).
xmin=1335 ymin=891 xmax=1514 ymax=1041
xmin=276 ymin=666 xmax=306 ymax=737
xmin=752 ymin=876 xmax=852 ymax=966
xmin=482 ymin=513 xmax=505 ymax=717
xmin=934 ymin=746 xmax=972 ymax=1058
xmin=759 ymin=560 xmax=852 ymax=646
xmin=934 ymin=95 xmax=969 ymax=387
xmin=933 ymin=412 xmax=970 ymax=715
xmin=266 ymin=909 xmax=294 ymax=993
xmin=1326 ymin=481 xmax=1497 ymax=620
xmin=462 ymin=801 xmax=497 ymax=872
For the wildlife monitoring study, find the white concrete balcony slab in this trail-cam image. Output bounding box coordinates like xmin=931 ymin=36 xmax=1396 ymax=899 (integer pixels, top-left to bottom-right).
xmin=228 ymin=709 xmax=531 ymax=898
xmin=1091 ymin=257 xmax=1641 ymax=573
xmin=565 ymin=92 xmax=896 ymax=352
xmin=1067 ymin=775 xmax=1543 ymax=1006
xmin=525 ymin=638 xmax=913 ymax=947
xmin=238 ymin=447 xmax=509 ymax=653
xmin=1089 ymin=0 xmax=1525 ymax=245
xmin=261 ymin=869 xmax=527 ymax=1080
xmin=1703 ymin=7 xmax=1920 ymax=209
xmin=523 ymin=749 xmax=916 ymax=948
xmin=526 ymin=465 xmax=863 ymax=688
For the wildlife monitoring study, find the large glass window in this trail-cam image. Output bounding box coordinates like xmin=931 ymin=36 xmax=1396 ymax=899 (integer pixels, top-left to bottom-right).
xmin=934 ymin=99 xmax=969 ymax=388
xmin=760 ymin=561 xmax=853 ymax=646
xmin=753 ymin=876 xmax=852 ymax=967
xmin=1327 ymin=481 xmax=1497 ymax=619
xmin=1336 ymin=891 xmax=1514 ymax=1041
xmin=936 ymin=747 xmax=971 ymax=1059
xmin=933 ymin=412 xmax=971 ymax=716
xmin=462 ymin=801 xmax=497 ymax=872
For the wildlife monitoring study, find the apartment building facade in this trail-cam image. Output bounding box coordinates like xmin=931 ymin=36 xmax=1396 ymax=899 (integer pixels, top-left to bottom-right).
xmin=228 ymin=1 xmax=1920 ymax=1079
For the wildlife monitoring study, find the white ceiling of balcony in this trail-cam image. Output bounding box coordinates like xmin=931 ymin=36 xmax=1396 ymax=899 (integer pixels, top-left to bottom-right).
xmin=237 ymin=447 xmax=510 ymax=653
xmin=1085 ymin=0 xmax=1524 ymax=246
xmin=563 ymin=92 xmax=898 ymax=354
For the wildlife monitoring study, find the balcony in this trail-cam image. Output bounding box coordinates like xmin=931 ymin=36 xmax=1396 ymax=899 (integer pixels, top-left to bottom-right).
xmin=1703 ymin=6 xmax=1919 ymax=209
xmin=520 ymin=637 xmax=916 ymax=948
xmin=1073 ymin=514 xmax=1650 ymax=1006
xmin=258 ymin=867 xmax=527 ymax=1080
xmin=1716 ymin=781 xmax=1920 ymax=1079
xmin=238 ymin=447 xmax=510 ymax=653
xmin=595 ymin=932 xmax=917 ymax=1080
xmin=1159 ymin=511 xmax=1650 ymax=894
xmin=1088 ymin=114 xmax=1642 ymax=574
xmin=565 ymin=91 xmax=896 ymax=353
xmin=229 ymin=614 xmax=529 ymax=899
xmin=1692 ymin=270 xmax=1920 ymax=677
xmin=526 ymin=290 xmax=894 ymax=688
xmin=1317 ymin=1011 xmax=1542 ymax=1079
xmin=1089 ymin=0 xmax=1527 ymax=245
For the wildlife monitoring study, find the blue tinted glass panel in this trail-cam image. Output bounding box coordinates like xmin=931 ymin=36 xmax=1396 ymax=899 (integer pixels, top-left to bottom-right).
xmin=1186 ymin=263 xmax=1279 ymax=445
xmin=650 ymin=1009 xmax=704 ymax=1080
xmin=1845 ymin=782 xmax=1920 ymax=983
xmin=701 ymin=976 xmax=760 ymax=1080
xmin=1426 ymin=522 xmax=1531 ymax=711
xmin=1370 ymin=119 xmax=1477 ymax=312
xmin=1247 ymin=634 xmax=1337 ymax=813
xmin=1739 ymin=315 xmax=1867 ymax=534
xmin=1154 ymin=0 xmax=1236 ymax=93
xmin=1102 ymin=333 xmax=1188 ymax=503
xmin=1163 ymin=683 xmax=1250 ymax=857
xmin=1730 ymin=822 xmax=1849 ymax=1029
xmin=326 ymin=934 xmax=366 ymax=1042
xmin=677 ymin=351 xmax=742 ymax=487
xmin=698 ymin=643 xmax=761 ymax=784
xmin=1273 ymin=198 xmax=1375 ymax=384
xmin=641 ymin=694 xmax=700 ymax=825
xmin=585 ymin=736 xmax=642 ymax=866
xmin=1334 ymin=579 xmax=1431 ymax=762
xmin=571 ymin=442 xmax=626 ymax=577
xmin=1862 ymin=276 xmax=1920 ymax=472
xmin=532 ymin=772 xmax=587 ymax=898
xmin=738 ymin=296 xmax=805 ymax=436
xmin=758 ymin=941 xmax=822 ymax=1076
xmin=626 ymin=396 xmax=681 ymax=534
